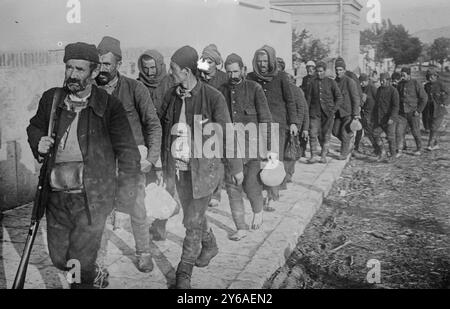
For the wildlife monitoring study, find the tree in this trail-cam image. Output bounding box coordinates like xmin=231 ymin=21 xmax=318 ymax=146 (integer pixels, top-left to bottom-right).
xmin=430 ymin=37 xmax=450 ymax=71
xmin=292 ymin=29 xmax=330 ymax=63
xmin=378 ymin=24 xmax=422 ymax=67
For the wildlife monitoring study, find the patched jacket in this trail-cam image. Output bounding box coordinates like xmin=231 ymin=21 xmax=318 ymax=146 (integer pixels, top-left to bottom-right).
xmin=160 ymin=80 xmax=243 ymax=199
xmin=361 ymin=82 xmax=378 ymax=119
xmin=424 ymin=80 xmax=449 ymax=117
xmin=374 ymin=85 xmax=400 ymax=125
xmin=113 ymin=73 xmax=162 ymax=165
xmin=306 ymin=77 xmax=343 ymax=118
xmin=247 ymin=71 xmax=300 ymax=129
xmin=27 ymin=86 xmax=141 ymax=214
xmin=140 ymin=74 xmax=173 ymax=117
xmin=335 ymin=75 xmax=361 ymax=118
xmin=397 ymin=79 xmax=427 ymax=114
xmin=290 ymin=84 xmax=309 ymax=131
xmin=219 ymin=79 xmax=273 ymax=161
xmin=301 ymin=74 xmax=315 ymax=93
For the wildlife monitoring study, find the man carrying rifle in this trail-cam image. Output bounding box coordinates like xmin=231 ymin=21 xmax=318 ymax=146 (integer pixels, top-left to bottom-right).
xmin=26 ymin=42 xmax=141 ymax=289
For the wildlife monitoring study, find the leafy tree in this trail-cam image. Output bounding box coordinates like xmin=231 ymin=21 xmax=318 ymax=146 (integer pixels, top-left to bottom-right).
xmin=292 ymin=29 xmax=330 ymax=63
xmin=430 ymin=37 xmax=450 ymax=71
xmin=360 ymin=19 xmax=393 ymax=63
xmin=378 ymin=24 xmax=422 ymax=67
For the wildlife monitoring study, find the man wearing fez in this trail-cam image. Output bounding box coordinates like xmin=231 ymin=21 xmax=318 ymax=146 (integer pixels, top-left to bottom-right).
xmin=96 ymin=36 xmax=162 ymax=273
xmin=27 ymin=42 xmax=141 ymax=288
xmin=160 ymin=46 xmax=243 ymax=288
xmin=333 ymin=57 xmax=361 ymax=160
xmin=305 ymin=61 xmax=343 ymax=163
xmin=247 ymin=45 xmax=299 ymax=212
xmin=373 ymin=73 xmax=400 ymax=161
xmin=396 ymin=67 xmax=427 ymax=157
xmin=219 ymin=53 xmax=273 ymax=241
xmin=423 ymin=69 xmax=449 ymax=151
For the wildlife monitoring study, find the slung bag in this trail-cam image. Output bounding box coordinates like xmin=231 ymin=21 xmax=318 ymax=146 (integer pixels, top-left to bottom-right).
xmin=50 ymin=162 xmax=84 ymax=191
xmin=284 ymin=134 xmax=302 ymax=161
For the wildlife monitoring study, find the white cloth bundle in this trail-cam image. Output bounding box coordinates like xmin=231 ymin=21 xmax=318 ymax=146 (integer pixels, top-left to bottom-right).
xmin=144 ymin=183 xmax=178 ymax=220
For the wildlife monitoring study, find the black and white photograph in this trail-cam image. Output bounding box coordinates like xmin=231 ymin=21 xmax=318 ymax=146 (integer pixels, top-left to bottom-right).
xmin=0 ymin=0 xmax=449 ymax=292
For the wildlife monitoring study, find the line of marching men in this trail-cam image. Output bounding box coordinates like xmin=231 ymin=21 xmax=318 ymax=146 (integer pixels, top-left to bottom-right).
xmin=26 ymin=36 xmax=448 ymax=289
xmin=300 ymin=60 xmax=449 ymax=163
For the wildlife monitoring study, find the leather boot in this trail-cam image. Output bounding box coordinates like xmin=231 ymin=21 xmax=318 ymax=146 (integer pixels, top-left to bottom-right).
xmin=338 ymin=141 xmax=351 ymax=161
xmin=427 ymin=132 xmax=438 ymax=151
xmin=175 ymin=229 xmax=202 ymax=289
xmin=309 ymin=139 xmax=319 ymax=163
xmin=388 ymin=141 xmax=396 ymax=158
xmin=175 ymin=261 xmax=194 ymax=289
xmin=319 ymin=143 xmax=329 ymax=163
xmin=149 ymin=219 xmax=168 ymax=241
xmin=195 ymin=228 xmax=219 ymax=268
xmin=136 ymin=253 xmax=154 ymax=273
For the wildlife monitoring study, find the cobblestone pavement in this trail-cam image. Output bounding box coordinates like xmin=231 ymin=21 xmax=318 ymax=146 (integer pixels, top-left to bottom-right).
xmin=1 ymin=138 xmax=349 ymax=289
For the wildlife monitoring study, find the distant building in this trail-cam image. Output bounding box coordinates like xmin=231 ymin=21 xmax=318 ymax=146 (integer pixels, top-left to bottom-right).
xmin=271 ymin=0 xmax=363 ymax=72
xmin=359 ymin=45 xmax=395 ymax=75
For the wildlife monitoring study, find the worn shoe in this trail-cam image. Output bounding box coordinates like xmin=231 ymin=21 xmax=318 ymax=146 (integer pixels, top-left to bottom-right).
xmin=263 ymin=197 xmax=275 ymax=212
xmin=337 ymin=153 xmax=349 ymax=161
xmin=308 ymin=156 xmax=318 ymax=164
xmin=175 ymin=262 xmax=194 ymax=289
xmin=427 ymin=145 xmax=440 ymax=151
xmin=395 ymin=150 xmax=403 ymax=159
xmin=319 ymin=156 xmax=328 ymax=164
xmin=136 ymin=253 xmax=154 ymax=273
xmin=229 ymin=230 xmax=248 ymax=241
xmin=195 ymin=230 xmax=219 ymax=268
xmin=413 ymin=150 xmax=422 ymax=156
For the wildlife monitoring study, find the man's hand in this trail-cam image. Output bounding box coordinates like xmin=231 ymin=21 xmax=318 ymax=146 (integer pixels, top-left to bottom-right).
xmin=267 ymin=152 xmax=279 ymax=161
xmin=38 ymin=136 xmax=54 ymax=155
xmin=302 ymin=130 xmax=309 ymax=140
xmin=413 ymin=111 xmax=420 ymax=117
xmin=388 ymin=119 xmax=394 ymax=125
xmin=290 ymin=124 xmax=299 ymax=136
xmin=233 ymin=171 xmax=244 ymax=186
xmin=141 ymin=160 xmax=153 ymax=173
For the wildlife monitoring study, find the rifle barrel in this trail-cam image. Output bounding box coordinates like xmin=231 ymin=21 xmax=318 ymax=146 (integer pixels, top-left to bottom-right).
xmin=11 ymin=220 xmax=40 ymax=289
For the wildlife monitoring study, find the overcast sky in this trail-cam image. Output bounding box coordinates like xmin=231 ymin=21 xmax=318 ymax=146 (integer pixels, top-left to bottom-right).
xmin=1 ymin=0 xmax=450 ymax=51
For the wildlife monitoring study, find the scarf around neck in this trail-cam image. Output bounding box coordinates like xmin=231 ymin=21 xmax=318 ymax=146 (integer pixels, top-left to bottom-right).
xmin=252 ymin=45 xmax=278 ymax=82
xmin=138 ymin=49 xmax=168 ymax=88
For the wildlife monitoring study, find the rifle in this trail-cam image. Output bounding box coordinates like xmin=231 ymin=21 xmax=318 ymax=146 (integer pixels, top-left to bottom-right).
xmin=12 ymin=89 xmax=62 ymax=289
